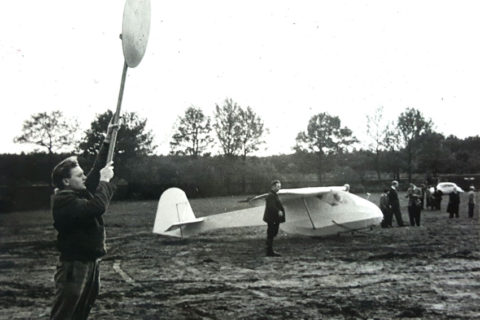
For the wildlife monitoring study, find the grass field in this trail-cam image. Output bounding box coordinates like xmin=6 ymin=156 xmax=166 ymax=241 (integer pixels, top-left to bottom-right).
xmin=1 ymin=191 xmax=479 ymax=319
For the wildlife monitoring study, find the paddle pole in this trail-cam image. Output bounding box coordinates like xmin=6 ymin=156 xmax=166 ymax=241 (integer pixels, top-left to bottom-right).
xmin=107 ymin=60 xmax=128 ymax=163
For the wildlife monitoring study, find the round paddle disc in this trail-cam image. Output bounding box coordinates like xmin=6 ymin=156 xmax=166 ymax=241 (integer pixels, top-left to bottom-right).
xmin=122 ymin=0 xmax=151 ymax=68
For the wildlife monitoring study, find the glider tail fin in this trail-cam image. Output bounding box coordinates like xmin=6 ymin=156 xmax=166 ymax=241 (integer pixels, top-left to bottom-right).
xmin=153 ymin=187 xmax=204 ymax=237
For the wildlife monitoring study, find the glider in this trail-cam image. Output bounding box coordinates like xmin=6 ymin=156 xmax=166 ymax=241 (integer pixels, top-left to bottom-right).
xmin=153 ymin=185 xmax=383 ymax=238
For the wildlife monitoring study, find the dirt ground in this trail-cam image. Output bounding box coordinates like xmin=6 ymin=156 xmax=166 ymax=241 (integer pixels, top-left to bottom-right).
xmin=1 ymin=192 xmax=479 ymax=319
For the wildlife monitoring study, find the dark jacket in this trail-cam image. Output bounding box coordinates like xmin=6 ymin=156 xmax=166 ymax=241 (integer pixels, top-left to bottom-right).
xmin=51 ymin=142 xmax=116 ymax=261
xmin=447 ymin=192 xmax=460 ymax=213
xmin=263 ymin=190 xmax=285 ymax=224
xmin=407 ymin=187 xmax=423 ymax=208
xmin=379 ymin=193 xmax=389 ymax=211
xmin=387 ymin=187 xmax=400 ymax=212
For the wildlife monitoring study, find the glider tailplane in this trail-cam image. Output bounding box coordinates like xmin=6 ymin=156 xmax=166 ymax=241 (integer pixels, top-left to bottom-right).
xmin=153 ymin=188 xmax=204 ymax=237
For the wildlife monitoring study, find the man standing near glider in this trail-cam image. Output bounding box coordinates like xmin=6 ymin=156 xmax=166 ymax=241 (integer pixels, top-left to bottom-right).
xmin=50 ymin=123 xmax=117 ymax=320
xmin=388 ymin=180 xmax=405 ymax=227
xmin=263 ymin=179 xmax=286 ymax=257
xmin=379 ymin=188 xmax=391 ymax=228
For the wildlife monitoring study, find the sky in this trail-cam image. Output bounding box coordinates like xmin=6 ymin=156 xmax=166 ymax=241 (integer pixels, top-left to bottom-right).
xmin=1 ymin=1 xmax=480 ymax=156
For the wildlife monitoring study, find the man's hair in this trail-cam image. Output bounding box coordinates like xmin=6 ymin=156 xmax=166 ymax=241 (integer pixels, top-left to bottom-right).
xmin=271 ymin=179 xmax=281 ymax=187
xmin=51 ymin=156 xmax=79 ymax=189
xmin=392 ymin=180 xmax=399 ymax=186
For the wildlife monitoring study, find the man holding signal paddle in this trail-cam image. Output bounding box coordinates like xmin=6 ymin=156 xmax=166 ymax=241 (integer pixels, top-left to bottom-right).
xmin=49 ymin=0 xmax=150 ymax=317
xmin=50 ymin=122 xmax=117 ymax=319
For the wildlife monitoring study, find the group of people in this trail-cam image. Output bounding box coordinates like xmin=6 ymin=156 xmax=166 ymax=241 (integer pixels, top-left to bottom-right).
xmin=425 ymin=186 xmax=443 ymax=210
xmin=379 ymin=180 xmax=476 ymax=229
xmin=445 ymin=185 xmax=476 ymax=219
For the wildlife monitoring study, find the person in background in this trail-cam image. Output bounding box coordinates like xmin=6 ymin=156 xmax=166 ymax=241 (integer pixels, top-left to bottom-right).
xmin=420 ymin=183 xmax=426 ymax=209
xmin=263 ymin=179 xmax=286 ymax=257
xmin=434 ymin=187 xmax=443 ymax=211
xmin=388 ymin=180 xmax=404 ymax=227
xmin=447 ymin=188 xmax=460 ymax=219
xmin=379 ymin=188 xmax=391 ymax=228
xmin=406 ymin=183 xmax=423 ymax=226
xmin=425 ymin=186 xmax=433 ymax=210
xmin=468 ymin=186 xmax=476 ymax=218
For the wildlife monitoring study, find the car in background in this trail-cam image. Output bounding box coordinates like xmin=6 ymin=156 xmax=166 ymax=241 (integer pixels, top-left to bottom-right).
xmin=436 ymin=182 xmax=464 ymax=194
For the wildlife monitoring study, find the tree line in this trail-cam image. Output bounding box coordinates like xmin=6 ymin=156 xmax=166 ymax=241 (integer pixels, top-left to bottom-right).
xmin=5 ymin=99 xmax=480 ymax=199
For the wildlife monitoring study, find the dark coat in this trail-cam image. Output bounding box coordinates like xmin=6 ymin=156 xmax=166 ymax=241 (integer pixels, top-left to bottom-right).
xmin=51 ymin=142 xmax=116 ymax=261
xmin=387 ymin=187 xmax=401 ymax=213
xmin=447 ymin=192 xmax=460 ymax=214
xmin=263 ymin=190 xmax=285 ymax=224
xmin=379 ymin=193 xmax=389 ymax=211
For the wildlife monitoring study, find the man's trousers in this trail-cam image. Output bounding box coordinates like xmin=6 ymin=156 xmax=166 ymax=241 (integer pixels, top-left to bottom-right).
xmin=408 ymin=206 xmax=421 ymax=226
xmin=469 ymin=203 xmax=475 ymax=218
xmin=266 ymin=222 xmax=280 ymax=254
xmin=50 ymin=259 xmax=100 ymax=320
xmin=392 ymin=208 xmax=404 ymax=227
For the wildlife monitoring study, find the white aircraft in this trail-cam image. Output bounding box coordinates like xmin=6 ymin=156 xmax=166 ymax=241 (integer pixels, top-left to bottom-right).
xmin=153 ymin=185 xmax=383 ymax=238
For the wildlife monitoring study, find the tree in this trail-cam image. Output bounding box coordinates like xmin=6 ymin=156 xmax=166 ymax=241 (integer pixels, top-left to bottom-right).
xmin=213 ymin=98 xmax=267 ymax=193
xmin=380 ymin=123 xmax=403 ymax=180
xmin=78 ymin=110 xmax=156 ymax=160
xmin=237 ymin=106 xmax=266 ymax=192
xmin=213 ymin=98 xmax=243 ymax=157
xmin=295 ymin=112 xmax=357 ymax=180
xmin=238 ymin=106 xmax=266 ymax=159
xmin=397 ymin=107 xmax=433 ymax=182
xmin=366 ymin=106 xmax=396 ymax=180
xmin=170 ymin=107 xmax=214 ymax=157
xmin=443 ymin=135 xmax=480 ymax=173
xmin=415 ymin=132 xmax=448 ymax=175
xmin=14 ymin=111 xmax=79 ymax=156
